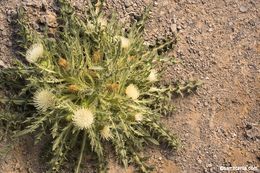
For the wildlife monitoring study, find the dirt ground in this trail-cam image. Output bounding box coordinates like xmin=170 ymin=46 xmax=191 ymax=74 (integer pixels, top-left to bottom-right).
xmin=0 ymin=0 xmax=259 ymax=173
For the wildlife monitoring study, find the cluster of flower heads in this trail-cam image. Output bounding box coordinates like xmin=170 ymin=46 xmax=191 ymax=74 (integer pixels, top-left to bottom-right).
xmin=27 ymin=39 xmax=158 ymax=139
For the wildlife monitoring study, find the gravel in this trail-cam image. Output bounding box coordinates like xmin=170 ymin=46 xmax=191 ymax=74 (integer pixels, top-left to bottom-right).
xmin=0 ymin=0 xmax=259 ymax=172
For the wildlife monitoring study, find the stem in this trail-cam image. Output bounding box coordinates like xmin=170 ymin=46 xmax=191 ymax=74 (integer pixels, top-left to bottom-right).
xmin=35 ymin=64 xmax=56 ymax=74
xmin=75 ymin=130 xmax=87 ymax=173
xmin=0 ymin=98 xmax=28 ymax=105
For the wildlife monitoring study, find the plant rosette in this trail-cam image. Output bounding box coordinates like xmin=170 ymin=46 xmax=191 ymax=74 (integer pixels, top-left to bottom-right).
xmin=0 ymin=0 xmax=201 ymax=172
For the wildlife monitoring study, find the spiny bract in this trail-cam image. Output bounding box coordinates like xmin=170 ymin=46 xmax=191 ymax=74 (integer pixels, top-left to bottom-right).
xmin=0 ymin=0 xmax=200 ymax=173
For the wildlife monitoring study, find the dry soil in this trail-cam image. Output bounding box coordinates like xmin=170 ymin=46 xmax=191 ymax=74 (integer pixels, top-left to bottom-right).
xmin=0 ymin=0 xmax=259 ymax=173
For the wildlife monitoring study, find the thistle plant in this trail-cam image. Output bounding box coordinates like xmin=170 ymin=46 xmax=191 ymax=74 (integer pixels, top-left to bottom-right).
xmin=0 ymin=0 xmax=200 ymax=172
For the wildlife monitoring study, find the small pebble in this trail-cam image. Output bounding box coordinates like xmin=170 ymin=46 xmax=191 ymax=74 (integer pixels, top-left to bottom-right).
xmin=197 ymin=159 xmax=203 ymax=164
xmin=171 ymin=24 xmax=177 ymax=33
xmin=207 ymin=163 xmax=213 ymax=168
xmin=239 ymin=6 xmax=248 ymax=13
xmin=208 ymin=28 xmax=213 ymax=32
xmin=124 ymin=0 xmax=132 ymax=8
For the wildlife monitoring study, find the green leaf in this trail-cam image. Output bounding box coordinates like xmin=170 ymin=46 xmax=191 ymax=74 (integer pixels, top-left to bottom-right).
xmin=146 ymin=137 xmax=160 ymax=145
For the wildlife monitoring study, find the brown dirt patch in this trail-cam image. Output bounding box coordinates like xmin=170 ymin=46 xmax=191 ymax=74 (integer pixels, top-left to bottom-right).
xmin=0 ymin=0 xmax=259 ymax=172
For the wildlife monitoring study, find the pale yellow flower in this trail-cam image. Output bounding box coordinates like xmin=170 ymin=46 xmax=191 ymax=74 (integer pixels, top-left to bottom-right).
xmin=33 ymin=89 xmax=55 ymax=111
xmin=135 ymin=113 xmax=143 ymax=122
xmin=148 ymin=69 xmax=158 ymax=82
xmin=120 ymin=36 xmax=130 ymax=49
xmin=26 ymin=43 xmax=44 ymax=63
xmin=125 ymin=84 xmax=139 ymax=100
xmin=100 ymin=126 xmax=112 ymax=140
xmin=72 ymin=108 xmax=94 ymax=129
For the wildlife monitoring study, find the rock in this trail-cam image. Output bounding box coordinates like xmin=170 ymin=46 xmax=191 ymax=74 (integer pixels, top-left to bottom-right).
xmin=171 ymin=24 xmax=177 ymax=33
xmin=245 ymin=123 xmax=260 ymax=140
xmin=0 ymin=25 xmax=4 ymax=30
xmin=1 ymin=30 xmax=7 ymax=36
xmin=208 ymin=28 xmax=213 ymax=32
xmin=239 ymin=6 xmax=248 ymax=13
xmin=197 ymin=159 xmax=202 ymax=164
xmin=207 ymin=163 xmax=213 ymax=168
xmin=125 ymin=6 xmax=134 ymax=13
xmin=248 ymin=19 xmax=256 ymax=26
xmin=22 ymin=0 xmax=41 ymax=8
xmin=177 ymin=25 xmax=182 ymax=31
xmin=124 ymin=0 xmax=132 ymax=8
xmin=231 ymin=132 xmax=237 ymax=138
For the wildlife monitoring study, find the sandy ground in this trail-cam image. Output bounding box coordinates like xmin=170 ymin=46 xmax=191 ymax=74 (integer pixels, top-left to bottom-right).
xmin=0 ymin=0 xmax=259 ymax=173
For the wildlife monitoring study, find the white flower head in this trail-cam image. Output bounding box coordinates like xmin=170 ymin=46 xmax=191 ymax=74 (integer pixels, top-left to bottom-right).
xmin=33 ymin=89 xmax=55 ymax=111
xmin=120 ymin=36 xmax=130 ymax=49
xmin=148 ymin=69 xmax=158 ymax=82
xmin=125 ymin=84 xmax=139 ymax=100
xmin=100 ymin=126 xmax=112 ymax=140
xmin=135 ymin=113 xmax=143 ymax=122
xmin=26 ymin=43 xmax=44 ymax=63
xmin=72 ymin=108 xmax=94 ymax=129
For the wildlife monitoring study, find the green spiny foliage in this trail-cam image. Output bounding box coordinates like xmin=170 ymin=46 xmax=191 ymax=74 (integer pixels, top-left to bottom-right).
xmin=0 ymin=0 xmax=200 ymax=172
